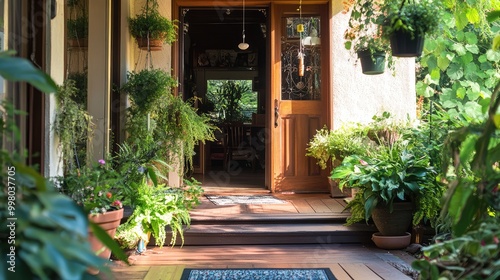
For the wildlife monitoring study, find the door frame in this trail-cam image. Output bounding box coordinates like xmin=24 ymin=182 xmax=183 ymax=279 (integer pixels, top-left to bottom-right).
xmin=172 ymin=1 xmax=331 ymax=191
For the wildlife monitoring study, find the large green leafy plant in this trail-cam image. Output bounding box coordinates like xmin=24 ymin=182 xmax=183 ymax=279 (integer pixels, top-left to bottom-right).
xmin=0 ymin=51 xmax=127 ymax=279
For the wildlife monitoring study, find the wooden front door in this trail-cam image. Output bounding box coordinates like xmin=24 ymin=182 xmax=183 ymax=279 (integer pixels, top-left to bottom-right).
xmin=270 ymin=4 xmax=330 ymax=193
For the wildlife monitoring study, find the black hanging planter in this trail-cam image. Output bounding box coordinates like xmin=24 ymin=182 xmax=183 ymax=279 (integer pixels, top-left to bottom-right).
xmin=389 ymin=30 xmax=425 ymax=57
xmin=357 ymin=50 xmax=386 ymax=75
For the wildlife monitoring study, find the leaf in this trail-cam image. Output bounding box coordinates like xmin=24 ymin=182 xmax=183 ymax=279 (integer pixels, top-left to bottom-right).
xmin=447 ymin=63 xmax=464 ymax=80
xmin=437 ymin=53 xmax=452 ymax=71
xmin=465 ymin=44 xmax=479 ymax=54
xmin=494 ymin=114 xmax=500 ymax=129
xmin=464 ymin=32 xmax=478 ymax=44
xmin=486 ymin=50 xmax=500 ymax=62
xmin=416 ymin=81 xmax=435 ymax=97
xmin=455 ymin=11 xmax=469 ymax=30
xmin=0 ymin=54 xmax=57 ymax=93
xmin=456 ymin=87 xmax=466 ymax=99
xmin=451 ymin=43 xmax=467 ymax=56
xmin=465 ymin=8 xmax=481 ymax=24
xmin=487 ymin=10 xmax=500 ymax=22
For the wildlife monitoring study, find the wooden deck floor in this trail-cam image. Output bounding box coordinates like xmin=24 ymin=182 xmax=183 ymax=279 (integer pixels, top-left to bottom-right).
xmin=109 ymin=244 xmax=416 ymax=280
xmin=106 ymin=176 xmax=416 ymax=279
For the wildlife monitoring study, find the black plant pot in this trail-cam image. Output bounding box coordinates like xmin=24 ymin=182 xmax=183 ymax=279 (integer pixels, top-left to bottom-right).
xmin=389 ymin=30 xmax=425 ymax=57
xmin=371 ymin=202 xmax=413 ymax=236
xmin=357 ymin=50 xmax=386 ymax=75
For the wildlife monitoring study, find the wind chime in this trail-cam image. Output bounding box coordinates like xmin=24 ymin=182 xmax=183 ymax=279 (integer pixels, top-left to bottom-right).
xmin=297 ymin=0 xmax=305 ymax=77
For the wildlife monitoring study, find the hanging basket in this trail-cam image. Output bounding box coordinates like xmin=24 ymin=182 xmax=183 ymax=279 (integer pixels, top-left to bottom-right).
xmin=389 ymin=30 xmax=425 ymax=57
xmin=136 ymin=37 xmax=164 ymax=51
xmin=357 ymin=50 xmax=386 ymax=75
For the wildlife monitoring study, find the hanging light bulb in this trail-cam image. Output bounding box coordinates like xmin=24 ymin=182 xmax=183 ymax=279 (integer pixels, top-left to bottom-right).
xmin=238 ymin=0 xmax=249 ymax=50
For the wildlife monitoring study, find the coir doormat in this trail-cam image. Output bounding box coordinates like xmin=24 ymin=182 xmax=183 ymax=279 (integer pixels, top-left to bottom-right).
xmin=205 ymin=195 xmax=286 ymax=205
xmin=181 ymin=268 xmax=337 ymax=280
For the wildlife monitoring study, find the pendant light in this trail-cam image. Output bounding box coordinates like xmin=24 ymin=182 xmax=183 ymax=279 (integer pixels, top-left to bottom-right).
xmin=238 ymin=0 xmax=249 ymax=50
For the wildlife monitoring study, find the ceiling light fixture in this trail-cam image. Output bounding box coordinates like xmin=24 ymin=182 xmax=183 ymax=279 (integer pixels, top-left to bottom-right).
xmin=238 ymin=0 xmax=249 ymax=50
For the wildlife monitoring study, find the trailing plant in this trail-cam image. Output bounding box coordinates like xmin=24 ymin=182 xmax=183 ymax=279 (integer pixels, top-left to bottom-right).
xmin=343 ymin=0 xmax=394 ymax=70
xmin=128 ymin=0 xmax=178 ymax=44
xmin=67 ymin=71 xmax=88 ymax=106
xmin=155 ymin=95 xmax=217 ymax=171
xmin=54 ymin=79 xmax=94 ymax=172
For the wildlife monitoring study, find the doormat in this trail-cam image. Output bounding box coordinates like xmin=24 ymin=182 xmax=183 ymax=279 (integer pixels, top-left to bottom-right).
xmin=181 ymin=268 xmax=337 ymax=280
xmin=205 ymin=195 xmax=286 ymax=205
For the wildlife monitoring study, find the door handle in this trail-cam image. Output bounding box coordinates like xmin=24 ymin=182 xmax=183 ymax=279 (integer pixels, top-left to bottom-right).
xmin=274 ymin=99 xmax=279 ymax=128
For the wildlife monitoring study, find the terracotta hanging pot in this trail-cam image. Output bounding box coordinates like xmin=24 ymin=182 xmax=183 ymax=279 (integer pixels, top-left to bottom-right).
xmin=68 ymin=38 xmax=88 ymax=48
xmin=136 ymin=37 xmax=164 ymax=51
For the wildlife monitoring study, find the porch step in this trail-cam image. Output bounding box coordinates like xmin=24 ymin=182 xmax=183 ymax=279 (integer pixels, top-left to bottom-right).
xmin=165 ymin=214 xmax=377 ymax=246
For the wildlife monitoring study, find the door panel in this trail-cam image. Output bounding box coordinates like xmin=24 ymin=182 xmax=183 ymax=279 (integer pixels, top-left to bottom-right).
xmin=271 ymin=4 xmax=329 ymax=193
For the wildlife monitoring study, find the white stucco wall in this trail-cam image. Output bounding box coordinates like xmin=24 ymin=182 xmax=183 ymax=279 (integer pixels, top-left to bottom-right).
xmin=330 ymin=1 xmax=416 ymax=129
xmin=45 ymin=0 xmax=65 ymax=178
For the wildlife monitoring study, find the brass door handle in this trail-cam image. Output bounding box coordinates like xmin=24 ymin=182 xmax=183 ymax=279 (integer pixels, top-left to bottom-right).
xmin=274 ymin=99 xmax=279 ymax=128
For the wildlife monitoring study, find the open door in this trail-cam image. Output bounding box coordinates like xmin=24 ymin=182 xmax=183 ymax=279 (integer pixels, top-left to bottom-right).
xmin=270 ymin=4 xmax=330 ymax=193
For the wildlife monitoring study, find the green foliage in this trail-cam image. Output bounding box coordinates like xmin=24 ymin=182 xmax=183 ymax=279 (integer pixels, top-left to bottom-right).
xmin=121 ymin=68 xmax=177 ymax=114
xmin=0 ymin=51 xmax=57 ymax=93
xmin=54 ymin=80 xmax=94 ymax=172
xmin=412 ymin=220 xmax=500 ymax=279
xmin=0 ymin=50 xmax=127 ymax=279
xmin=67 ymin=16 xmax=88 ymax=39
xmin=306 ymin=124 xmax=369 ymax=169
xmin=206 ymin=80 xmax=251 ymax=124
xmin=57 ymin=159 xmax=125 ymax=214
xmin=67 ymin=72 xmax=88 ymax=106
xmin=343 ymin=0 xmax=394 ymax=69
xmin=155 ymin=96 xmax=217 ymax=171
xmin=115 ymin=178 xmax=203 ymax=249
xmin=382 ymin=0 xmax=441 ymax=39
xmin=128 ymin=0 xmax=178 ymax=44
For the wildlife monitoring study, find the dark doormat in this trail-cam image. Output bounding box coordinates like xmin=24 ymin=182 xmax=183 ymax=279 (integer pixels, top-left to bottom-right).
xmin=181 ymin=268 xmax=337 ymax=280
xmin=205 ymin=195 xmax=286 ymax=205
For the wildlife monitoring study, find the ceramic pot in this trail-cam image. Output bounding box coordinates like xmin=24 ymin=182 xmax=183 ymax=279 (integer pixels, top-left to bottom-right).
xmin=372 ymin=232 xmax=411 ymax=250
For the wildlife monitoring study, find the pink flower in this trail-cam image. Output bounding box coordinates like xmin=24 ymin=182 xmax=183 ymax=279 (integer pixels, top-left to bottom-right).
xmin=359 ymin=159 xmax=368 ymax=166
xmin=98 ymin=159 xmax=106 ymax=165
xmin=494 ymin=236 xmax=499 ymax=244
xmin=481 ymin=240 xmax=486 ymax=246
xmin=112 ymin=200 xmax=123 ymax=209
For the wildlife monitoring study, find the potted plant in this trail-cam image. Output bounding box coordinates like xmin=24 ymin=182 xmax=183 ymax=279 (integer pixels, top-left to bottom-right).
xmin=128 ymin=0 xmax=178 ymax=51
xmin=344 ymin=0 xmax=393 ymax=74
xmin=67 ymin=16 xmax=88 ymax=48
xmin=57 ymin=158 xmax=126 ymax=259
xmin=381 ymin=0 xmax=441 ymax=57
xmin=114 ymin=178 xmax=203 ymax=251
xmin=331 ymin=125 xmax=445 ymax=249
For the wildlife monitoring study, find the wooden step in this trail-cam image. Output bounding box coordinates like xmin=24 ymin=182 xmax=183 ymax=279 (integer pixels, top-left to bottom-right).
xmin=175 ymin=222 xmax=377 ymax=245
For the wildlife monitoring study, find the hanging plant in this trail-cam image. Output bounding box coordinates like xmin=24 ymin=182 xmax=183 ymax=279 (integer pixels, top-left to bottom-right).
xmin=128 ymin=0 xmax=178 ymax=50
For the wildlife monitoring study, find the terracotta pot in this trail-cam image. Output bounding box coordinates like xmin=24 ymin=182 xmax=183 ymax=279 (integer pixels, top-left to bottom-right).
xmin=371 ymin=202 xmax=413 ymax=236
xmin=88 ymin=208 xmax=124 ymax=259
xmin=372 ymin=232 xmax=411 ymax=250
xmin=68 ymin=38 xmax=88 ymax=48
xmin=136 ymin=37 xmax=164 ymax=51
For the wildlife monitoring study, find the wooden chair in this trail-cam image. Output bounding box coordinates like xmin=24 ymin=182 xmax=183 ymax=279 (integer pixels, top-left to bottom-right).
xmin=223 ymin=124 xmax=256 ymax=171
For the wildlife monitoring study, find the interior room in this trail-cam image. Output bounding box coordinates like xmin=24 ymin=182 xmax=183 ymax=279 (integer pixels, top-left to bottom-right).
xmin=180 ymin=7 xmax=268 ymax=188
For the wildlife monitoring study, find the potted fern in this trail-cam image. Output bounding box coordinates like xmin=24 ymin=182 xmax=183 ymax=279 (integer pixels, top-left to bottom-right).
xmin=128 ymin=0 xmax=178 ymax=51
